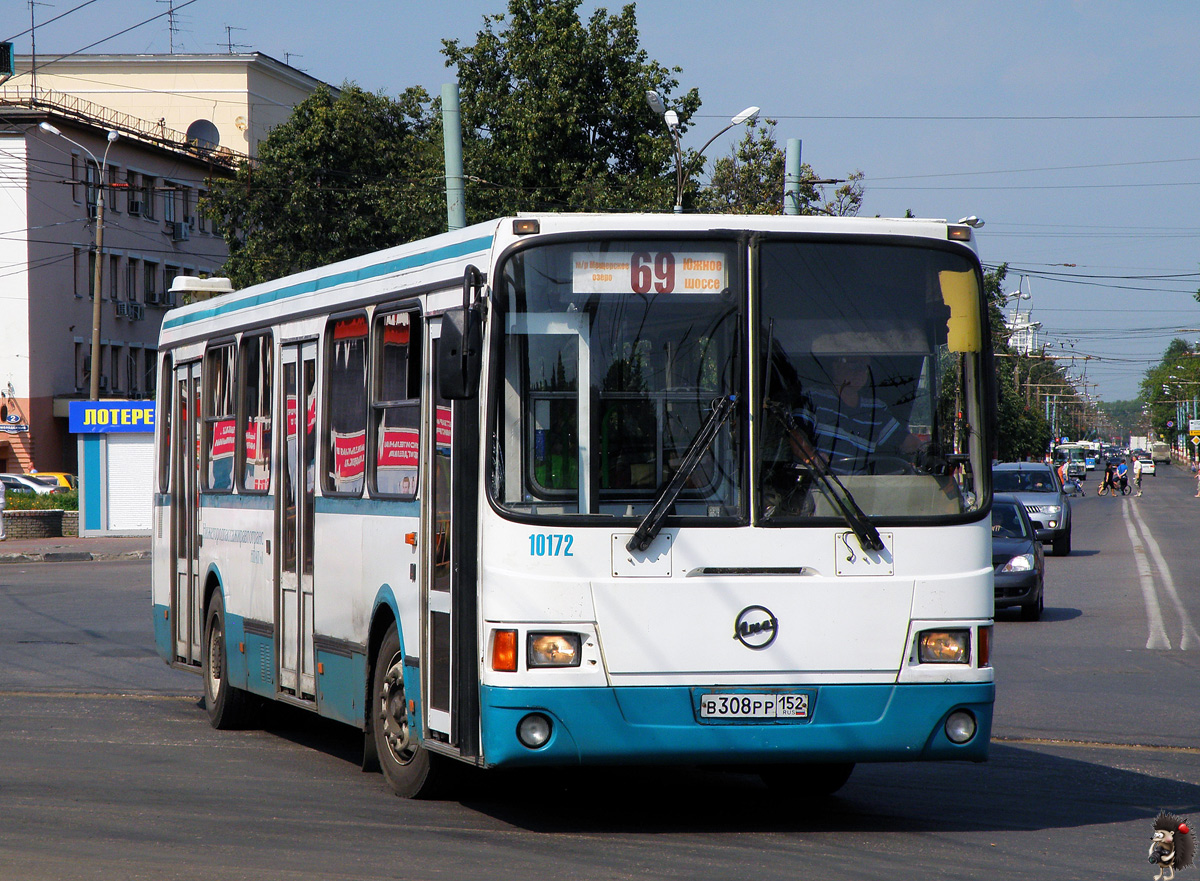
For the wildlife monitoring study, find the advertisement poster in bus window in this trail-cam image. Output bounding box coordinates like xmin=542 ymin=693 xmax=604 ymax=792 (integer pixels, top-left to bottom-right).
xmin=377 ymin=421 xmax=418 ymax=495
xmin=436 ymin=405 xmax=452 ymax=449
xmin=332 ymin=430 xmax=366 ymax=491
xmin=208 ymin=417 xmax=236 ymax=489
xmin=244 ymin=418 xmax=271 ymax=491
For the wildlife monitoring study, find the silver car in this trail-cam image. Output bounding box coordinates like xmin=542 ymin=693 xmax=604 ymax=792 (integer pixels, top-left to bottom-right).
xmin=992 ymin=462 xmax=1072 ymax=556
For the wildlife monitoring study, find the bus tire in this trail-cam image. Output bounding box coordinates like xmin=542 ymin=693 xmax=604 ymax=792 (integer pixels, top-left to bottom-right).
xmin=759 ymin=762 xmax=854 ymax=797
xmin=202 ymin=592 xmax=253 ymax=730
xmin=372 ymin=626 xmax=438 ymax=798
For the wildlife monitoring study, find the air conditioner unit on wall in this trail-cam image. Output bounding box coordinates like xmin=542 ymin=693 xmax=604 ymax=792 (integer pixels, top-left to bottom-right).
xmin=114 ymin=301 xmax=129 ymax=317
xmin=130 ymin=303 xmax=145 ymax=320
xmin=170 ymin=221 xmax=190 ymax=242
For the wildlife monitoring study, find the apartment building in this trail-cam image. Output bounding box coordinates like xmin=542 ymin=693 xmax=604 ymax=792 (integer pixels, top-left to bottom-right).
xmin=0 ymin=55 xmax=326 ymax=476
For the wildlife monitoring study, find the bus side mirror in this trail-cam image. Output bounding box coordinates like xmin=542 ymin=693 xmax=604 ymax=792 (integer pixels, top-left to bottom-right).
xmin=438 ymin=266 xmax=484 ymax=400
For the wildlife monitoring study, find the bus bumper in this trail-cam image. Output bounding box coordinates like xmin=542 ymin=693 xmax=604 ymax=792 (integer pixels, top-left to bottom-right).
xmin=478 ymin=682 xmax=993 ymax=768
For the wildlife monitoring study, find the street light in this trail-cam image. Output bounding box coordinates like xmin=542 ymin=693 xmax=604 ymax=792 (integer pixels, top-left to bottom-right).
xmin=41 ymin=121 xmax=119 ymax=400
xmin=645 ymin=90 xmax=759 ymax=213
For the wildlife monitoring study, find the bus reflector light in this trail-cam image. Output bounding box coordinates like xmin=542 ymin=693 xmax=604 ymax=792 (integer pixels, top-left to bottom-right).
xmin=517 ymin=713 xmax=552 ymax=748
xmin=917 ymin=629 xmax=969 ymax=663
xmin=947 ymin=225 xmax=972 ymax=241
xmin=492 ymin=629 xmax=518 ymax=671
xmin=528 ymin=633 xmax=581 ymax=667
xmin=944 ymin=709 xmax=977 ymax=744
xmin=513 ymin=218 xmax=540 ymax=235
xmin=978 ymin=625 xmax=991 ymax=667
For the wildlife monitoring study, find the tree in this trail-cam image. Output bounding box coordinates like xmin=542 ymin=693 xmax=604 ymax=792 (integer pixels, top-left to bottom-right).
xmin=697 ymin=119 xmax=863 ymax=216
xmin=442 ymin=0 xmax=697 ymax=216
xmin=206 ymin=85 xmax=443 ymax=288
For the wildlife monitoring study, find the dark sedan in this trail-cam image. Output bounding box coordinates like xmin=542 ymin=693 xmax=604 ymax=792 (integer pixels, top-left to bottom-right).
xmin=992 ymin=493 xmax=1046 ymax=621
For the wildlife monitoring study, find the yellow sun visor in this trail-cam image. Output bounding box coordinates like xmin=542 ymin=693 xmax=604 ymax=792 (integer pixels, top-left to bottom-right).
xmin=939 ymin=269 xmax=982 ymax=353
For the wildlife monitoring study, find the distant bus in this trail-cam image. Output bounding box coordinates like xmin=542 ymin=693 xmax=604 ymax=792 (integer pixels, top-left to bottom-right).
xmin=1151 ymin=441 xmax=1171 ymax=463
xmin=152 ymin=213 xmax=996 ymax=798
xmin=1052 ymin=443 xmax=1087 ymax=480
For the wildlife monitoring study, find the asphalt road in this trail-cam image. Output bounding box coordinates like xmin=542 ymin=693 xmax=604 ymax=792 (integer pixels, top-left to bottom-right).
xmin=1 ymin=466 xmax=1199 ymax=880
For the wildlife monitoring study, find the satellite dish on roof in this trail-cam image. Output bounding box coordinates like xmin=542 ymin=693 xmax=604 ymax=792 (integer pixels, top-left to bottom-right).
xmin=186 ymin=119 xmax=221 ymax=151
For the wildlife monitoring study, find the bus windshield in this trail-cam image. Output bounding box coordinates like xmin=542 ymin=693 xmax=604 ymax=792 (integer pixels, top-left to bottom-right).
xmin=491 ymin=238 xmax=742 ymax=519
xmin=489 ymin=235 xmax=988 ymax=523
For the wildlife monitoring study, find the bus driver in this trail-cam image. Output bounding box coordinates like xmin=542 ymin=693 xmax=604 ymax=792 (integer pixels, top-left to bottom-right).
xmin=790 ymin=354 xmax=922 ymax=474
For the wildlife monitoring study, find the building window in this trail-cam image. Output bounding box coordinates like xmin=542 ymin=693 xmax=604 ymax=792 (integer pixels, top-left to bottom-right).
xmin=110 ymin=345 xmax=122 ymax=393
xmin=126 ymin=170 xmax=142 ymax=216
xmin=71 ymin=154 xmax=81 ymax=203
xmin=85 ymin=161 xmax=99 ymax=219
xmin=142 ymin=176 xmax=155 ymax=220
xmin=75 ymin=341 xmax=86 ymax=390
xmin=163 ymin=182 xmax=176 ymax=226
xmin=73 ymin=248 xmax=83 ymax=298
xmin=145 ymin=261 xmax=159 ymax=304
xmin=126 ymin=259 xmax=139 ymax=302
xmin=127 ymin=348 xmax=139 ymax=395
xmin=163 ymin=265 xmax=179 ymax=305
xmin=107 ymin=165 xmax=121 ymax=214
xmin=109 ymin=255 xmax=120 ymax=300
xmin=144 ymin=348 xmax=157 ymax=397
xmin=87 ymin=250 xmax=97 ymax=299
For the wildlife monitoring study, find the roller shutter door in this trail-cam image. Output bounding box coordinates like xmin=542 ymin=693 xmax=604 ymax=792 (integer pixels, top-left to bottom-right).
xmin=106 ymin=434 xmax=153 ymax=530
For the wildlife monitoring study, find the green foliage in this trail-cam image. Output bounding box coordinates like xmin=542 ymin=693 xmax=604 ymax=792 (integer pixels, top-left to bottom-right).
xmin=4 ymin=490 xmax=78 ymax=510
xmin=696 ymin=119 xmax=863 ymax=215
xmin=1139 ymin=337 xmax=1200 ymax=445
xmin=442 ymin=0 xmax=694 ymax=214
xmin=206 ymin=85 xmax=444 ymax=287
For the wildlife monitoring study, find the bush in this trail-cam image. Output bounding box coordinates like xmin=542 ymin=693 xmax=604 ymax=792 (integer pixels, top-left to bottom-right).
xmin=4 ymin=490 xmax=78 ymax=511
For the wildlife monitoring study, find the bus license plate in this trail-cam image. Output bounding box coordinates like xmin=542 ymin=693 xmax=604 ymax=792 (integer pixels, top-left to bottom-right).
xmin=699 ymin=693 xmax=809 ymax=720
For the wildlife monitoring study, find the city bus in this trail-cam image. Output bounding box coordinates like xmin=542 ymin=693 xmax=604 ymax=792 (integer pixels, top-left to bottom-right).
xmin=152 ymin=213 xmax=996 ymax=798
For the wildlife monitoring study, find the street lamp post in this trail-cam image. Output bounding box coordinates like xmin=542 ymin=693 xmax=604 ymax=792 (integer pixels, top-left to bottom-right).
xmin=40 ymin=121 xmax=119 ymax=401
xmin=645 ymin=90 xmax=759 ymax=213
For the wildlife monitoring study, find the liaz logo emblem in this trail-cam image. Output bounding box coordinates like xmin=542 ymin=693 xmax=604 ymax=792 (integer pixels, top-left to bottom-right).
xmin=733 ymin=605 xmax=778 ymax=650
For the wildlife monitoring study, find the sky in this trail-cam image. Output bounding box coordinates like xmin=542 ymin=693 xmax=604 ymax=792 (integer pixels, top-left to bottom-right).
xmin=6 ymin=0 xmax=1200 ymax=402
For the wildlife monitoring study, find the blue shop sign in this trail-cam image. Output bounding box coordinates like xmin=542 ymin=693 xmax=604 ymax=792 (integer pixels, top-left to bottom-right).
xmin=70 ymin=401 xmax=156 ymax=433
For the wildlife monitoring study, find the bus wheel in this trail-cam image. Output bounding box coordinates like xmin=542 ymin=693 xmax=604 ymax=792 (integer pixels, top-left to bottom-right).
xmin=372 ymin=626 xmax=438 ymax=798
xmin=759 ymin=762 xmax=854 ymax=797
xmin=202 ymin=592 xmax=252 ymax=729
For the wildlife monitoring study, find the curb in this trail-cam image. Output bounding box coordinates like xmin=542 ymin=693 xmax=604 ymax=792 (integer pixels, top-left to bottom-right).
xmin=0 ymin=549 xmax=150 ymax=564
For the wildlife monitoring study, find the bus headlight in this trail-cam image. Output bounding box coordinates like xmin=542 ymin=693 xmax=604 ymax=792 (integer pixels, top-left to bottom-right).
xmin=917 ymin=629 xmax=970 ymax=664
xmin=528 ymin=633 xmax=582 ymax=667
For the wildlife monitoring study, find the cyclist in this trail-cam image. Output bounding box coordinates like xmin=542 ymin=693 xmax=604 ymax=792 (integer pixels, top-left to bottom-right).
xmin=1098 ymin=461 xmax=1115 ymax=496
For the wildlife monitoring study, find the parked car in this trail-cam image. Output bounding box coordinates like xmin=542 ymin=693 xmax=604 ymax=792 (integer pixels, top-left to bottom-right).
xmin=1138 ymin=455 xmax=1156 ymax=476
xmin=992 ymin=461 xmax=1072 ymax=556
xmin=1 ymin=473 xmax=65 ymax=495
xmin=991 ymin=493 xmax=1046 ymax=620
xmin=30 ymin=471 xmax=77 ymax=490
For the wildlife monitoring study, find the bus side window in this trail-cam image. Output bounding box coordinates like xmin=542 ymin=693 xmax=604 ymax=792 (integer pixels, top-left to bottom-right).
xmin=203 ymin=343 xmax=237 ymax=492
xmin=238 ymin=334 xmax=273 ymax=493
xmin=371 ymin=309 xmax=422 ymax=498
xmin=324 ymin=314 xmax=368 ymax=496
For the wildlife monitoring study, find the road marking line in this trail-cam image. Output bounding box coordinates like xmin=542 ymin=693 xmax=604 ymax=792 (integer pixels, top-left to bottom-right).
xmin=1122 ymin=502 xmax=1171 ymax=650
xmin=1129 ymin=499 xmax=1200 ymax=650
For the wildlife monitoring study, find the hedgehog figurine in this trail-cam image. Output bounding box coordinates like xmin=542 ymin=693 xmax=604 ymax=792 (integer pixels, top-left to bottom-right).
xmin=1150 ymin=811 xmax=1196 ymax=880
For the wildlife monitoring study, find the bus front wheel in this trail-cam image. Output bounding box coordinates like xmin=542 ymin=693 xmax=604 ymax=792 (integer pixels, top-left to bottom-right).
xmin=202 ymin=592 xmax=253 ymax=729
xmin=371 ymin=626 xmax=438 ymax=798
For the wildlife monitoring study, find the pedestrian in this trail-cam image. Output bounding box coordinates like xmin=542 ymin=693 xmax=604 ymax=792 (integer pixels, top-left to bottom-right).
xmin=1133 ymin=456 xmax=1143 ymax=496
xmin=1195 ymin=467 xmax=1200 ymax=498
xmin=0 ymin=479 xmax=6 ymax=541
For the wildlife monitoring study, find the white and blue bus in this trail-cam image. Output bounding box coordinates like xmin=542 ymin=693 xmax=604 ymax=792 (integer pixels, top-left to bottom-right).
xmin=152 ymin=213 xmax=996 ymax=798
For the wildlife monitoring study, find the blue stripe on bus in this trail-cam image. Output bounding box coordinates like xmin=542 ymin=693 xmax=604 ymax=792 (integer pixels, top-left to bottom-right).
xmin=162 ymin=235 xmax=494 ymax=330
xmin=199 ymin=493 xmax=276 ymax=510
xmin=477 ymin=682 xmax=994 ymax=768
xmin=315 ymin=496 xmax=420 ymax=517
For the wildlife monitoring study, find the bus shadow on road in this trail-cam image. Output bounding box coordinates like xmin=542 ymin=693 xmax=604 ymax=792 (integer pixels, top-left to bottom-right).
xmin=456 ymin=743 xmax=1200 ymax=834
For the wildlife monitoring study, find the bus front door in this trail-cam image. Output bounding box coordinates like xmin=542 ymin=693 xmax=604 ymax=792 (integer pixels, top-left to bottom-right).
xmin=422 ymin=319 xmax=480 ymax=755
xmin=171 ymin=361 xmax=202 ymax=666
xmin=278 ymin=341 xmax=317 ymax=700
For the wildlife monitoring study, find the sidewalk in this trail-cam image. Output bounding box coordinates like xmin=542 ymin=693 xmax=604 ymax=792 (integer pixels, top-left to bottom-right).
xmin=0 ymin=534 xmax=150 ymax=564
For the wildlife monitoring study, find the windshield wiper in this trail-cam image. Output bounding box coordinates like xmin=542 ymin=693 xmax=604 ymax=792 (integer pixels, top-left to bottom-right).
xmin=769 ymin=405 xmax=885 ymax=553
xmin=626 ymin=394 xmax=737 ymax=553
